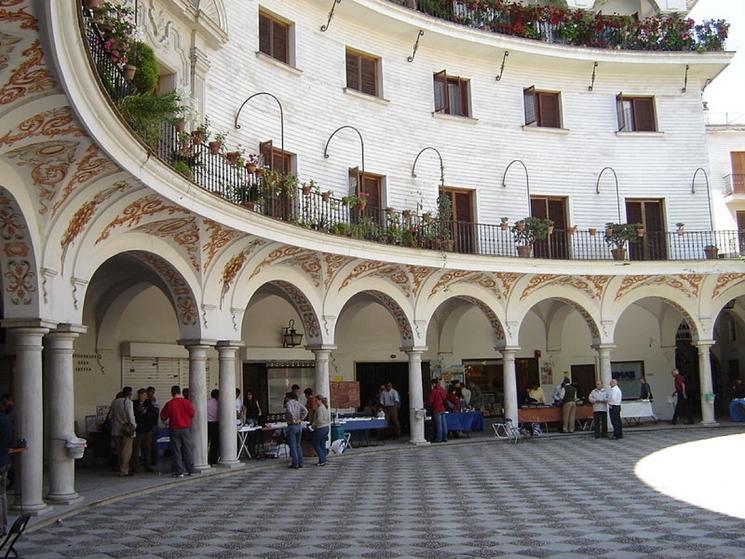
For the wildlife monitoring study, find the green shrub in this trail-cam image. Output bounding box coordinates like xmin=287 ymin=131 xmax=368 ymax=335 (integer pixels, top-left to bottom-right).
xmin=129 ymin=41 xmax=159 ymax=94
xmin=119 ymin=92 xmax=181 ymax=148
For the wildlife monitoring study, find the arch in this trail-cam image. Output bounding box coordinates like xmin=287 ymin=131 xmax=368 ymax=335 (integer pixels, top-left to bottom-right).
xmin=707 ymin=277 xmax=745 ymax=325
xmin=516 ymin=297 xmax=601 ymax=348
xmin=0 ymin=185 xmax=41 ymax=318
xmin=608 ymin=289 xmax=701 ymax=341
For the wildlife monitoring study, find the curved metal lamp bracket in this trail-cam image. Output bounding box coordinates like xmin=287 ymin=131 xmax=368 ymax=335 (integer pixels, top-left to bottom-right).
xmin=495 ymin=51 xmax=509 ymax=82
xmin=588 ymin=61 xmax=599 ymax=91
xmin=321 ymin=0 xmax=342 ymax=32
xmin=407 ymin=30 xmax=424 ymax=63
xmin=411 ymin=147 xmax=445 ymax=189
xmin=323 ymin=125 xmax=365 ymax=176
xmin=595 ymin=166 xmax=621 ymax=222
xmin=234 ymin=91 xmax=285 ymax=162
xmin=502 ymin=159 xmax=531 ymax=216
xmin=692 ymin=167 xmax=714 ymax=230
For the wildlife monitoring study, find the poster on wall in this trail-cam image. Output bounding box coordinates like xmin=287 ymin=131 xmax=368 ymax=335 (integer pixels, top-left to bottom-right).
xmin=611 ymin=360 xmax=644 ymax=399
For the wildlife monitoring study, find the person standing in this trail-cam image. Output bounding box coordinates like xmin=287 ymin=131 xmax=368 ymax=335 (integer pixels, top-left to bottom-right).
xmin=235 ymin=388 xmax=245 ymax=424
xmin=608 ymin=379 xmax=623 ymax=439
xmin=284 ymin=391 xmax=308 ymax=469
xmin=560 ymin=380 xmax=577 ymax=433
xmin=160 ymin=385 xmax=196 ymax=478
xmin=639 ymin=376 xmax=653 ymax=400
xmin=245 ymin=390 xmax=261 ymax=426
xmin=207 ymin=389 xmax=219 ymax=465
xmin=426 ymin=379 xmax=448 ymax=443
xmin=110 ymin=386 xmax=136 ymax=476
xmin=304 ymin=388 xmax=317 ymax=423
xmin=671 ymin=369 xmax=693 ymax=425
xmin=311 ymin=395 xmax=330 ymax=466
xmin=468 ymin=382 xmax=483 ymax=411
xmin=459 ymin=382 xmax=471 ymax=409
xmin=131 ymin=388 xmax=157 ymax=472
xmin=588 ymin=381 xmax=609 ymax=439
xmin=379 ymin=382 xmax=401 ymax=439
xmin=0 ymin=395 xmax=25 ymax=536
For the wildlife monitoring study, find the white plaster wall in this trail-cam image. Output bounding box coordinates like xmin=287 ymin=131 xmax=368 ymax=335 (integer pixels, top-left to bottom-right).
xmin=706 ymin=127 xmax=745 ymax=230
xmin=191 ymin=0 xmax=715 ymax=231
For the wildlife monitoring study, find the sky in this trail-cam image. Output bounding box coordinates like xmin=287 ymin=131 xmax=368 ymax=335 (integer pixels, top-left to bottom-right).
xmin=689 ymin=0 xmax=745 ymax=114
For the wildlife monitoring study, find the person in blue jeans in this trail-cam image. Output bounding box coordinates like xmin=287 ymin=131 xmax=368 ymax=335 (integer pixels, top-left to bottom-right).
xmin=284 ymin=391 xmax=307 ymax=469
xmin=311 ymin=395 xmax=330 ymax=466
xmin=426 ymin=378 xmax=449 ymax=443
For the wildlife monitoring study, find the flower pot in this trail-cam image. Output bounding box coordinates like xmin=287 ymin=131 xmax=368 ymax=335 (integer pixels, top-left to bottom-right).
xmin=442 ymin=240 xmax=455 ymax=252
xmin=402 ymin=210 xmax=412 ymax=219
xmin=568 ymin=226 xmax=577 ymax=235
xmin=500 ymin=222 xmax=509 ymax=231
xmin=676 ymin=227 xmax=685 ymax=236
xmin=191 ymin=131 xmax=206 ymax=144
xmin=605 ymin=227 xmax=613 ymax=237
xmin=174 ymin=119 xmax=187 ymax=133
xmin=225 ymin=151 xmax=239 ymax=165
xmin=516 ymin=244 xmax=532 ymax=258
xmin=302 ymin=185 xmax=312 ymax=196
xmin=547 ymin=225 xmax=554 ymax=235
xmin=246 ymin=163 xmax=257 ymax=174
xmin=208 ymin=141 xmax=221 ymax=155
xmin=516 ymin=222 xmax=525 ymax=232
xmin=704 ymin=246 xmax=718 ymax=260
xmin=588 ymin=228 xmax=597 ymax=236
xmin=123 ymin=64 xmax=137 ymax=81
xmin=611 ymin=247 xmax=626 ymax=261
xmin=358 ymin=201 xmax=367 ymax=211
xmin=636 ymin=228 xmax=645 ymax=238
xmin=241 ymin=201 xmax=256 ymax=210
xmin=321 ymin=192 xmax=331 ymax=202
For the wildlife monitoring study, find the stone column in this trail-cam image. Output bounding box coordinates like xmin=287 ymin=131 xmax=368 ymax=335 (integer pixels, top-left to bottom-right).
xmin=312 ymin=347 xmax=333 ymax=404
xmin=501 ymin=347 xmax=519 ymax=426
xmin=216 ymin=341 xmax=242 ymax=468
xmin=181 ymin=341 xmax=211 ymax=470
xmin=9 ymin=326 xmax=49 ymax=513
xmin=405 ymin=348 xmax=427 ymax=445
xmin=697 ymin=340 xmax=717 ymax=425
xmin=45 ymin=326 xmax=86 ymax=504
xmin=594 ymin=344 xmax=615 ymax=387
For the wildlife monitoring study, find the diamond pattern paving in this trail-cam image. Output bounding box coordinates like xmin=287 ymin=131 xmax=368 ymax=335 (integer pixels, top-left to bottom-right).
xmin=16 ymin=428 xmax=745 ymax=558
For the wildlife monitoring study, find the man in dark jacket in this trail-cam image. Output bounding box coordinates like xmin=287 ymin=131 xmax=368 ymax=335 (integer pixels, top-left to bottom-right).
xmin=561 ymin=381 xmax=577 ymax=433
xmin=131 ymin=388 xmax=158 ymax=472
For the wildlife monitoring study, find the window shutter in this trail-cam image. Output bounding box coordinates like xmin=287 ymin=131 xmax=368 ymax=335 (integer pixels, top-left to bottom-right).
xmin=259 ymin=14 xmax=271 ymax=55
xmin=346 ymin=51 xmax=360 ymax=91
xmin=731 ymin=152 xmax=745 ymax=176
xmin=625 ymin=200 xmax=643 ymax=226
xmin=459 ymin=79 xmax=469 ymax=117
xmin=272 ymin=20 xmax=289 ymax=64
xmin=523 ymin=86 xmax=537 ymax=125
xmin=632 ymin=98 xmax=655 ymax=132
xmin=538 ymin=93 xmax=560 ymax=128
xmin=616 ymin=93 xmax=626 ymax=131
xmin=360 ymin=56 xmax=377 ymax=96
xmin=530 ymin=197 xmax=547 ymax=219
xmin=361 ymin=176 xmax=381 ymax=211
xmin=433 ymin=70 xmax=448 ymax=113
xmin=260 ymin=140 xmax=273 ymax=170
xmin=348 ymin=167 xmax=361 ymax=195
xmin=454 ymin=192 xmax=472 ymax=222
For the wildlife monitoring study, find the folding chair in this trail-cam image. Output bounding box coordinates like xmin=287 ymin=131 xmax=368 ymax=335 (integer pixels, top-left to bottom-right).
xmin=1 ymin=514 xmax=30 ymax=558
xmin=492 ymin=419 xmax=520 ymax=443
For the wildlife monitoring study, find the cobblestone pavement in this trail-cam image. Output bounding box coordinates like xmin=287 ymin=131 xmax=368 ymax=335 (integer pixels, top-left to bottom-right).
xmin=17 ymin=428 xmax=745 ymax=558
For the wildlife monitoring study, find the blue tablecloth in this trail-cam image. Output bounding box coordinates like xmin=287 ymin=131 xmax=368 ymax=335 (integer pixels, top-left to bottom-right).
xmin=445 ymin=412 xmax=484 ymax=432
xmin=730 ymin=399 xmax=745 ymax=421
xmin=334 ymin=418 xmax=387 ymax=431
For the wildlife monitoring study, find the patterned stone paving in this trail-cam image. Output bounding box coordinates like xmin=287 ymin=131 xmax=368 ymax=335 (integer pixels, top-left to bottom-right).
xmin=16 ymin=428 xmax=745 ymax=558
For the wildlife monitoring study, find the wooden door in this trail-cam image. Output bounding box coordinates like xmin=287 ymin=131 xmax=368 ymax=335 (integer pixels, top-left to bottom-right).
xmin=442 ymin=188 xmax=475 ymax=253
xmin=731 ymin=152 xmax=745 ymax=194
xmin=531 ymin=196 xmax=568 ymax=258
xmin=516 ymin=358 xmax=539 ymax=406
xmin=360 ymin=174 xmax=382 ymax=224
xmin=626 ymin=199 xmax=666 ymax=260
xmin=570 ymin=364 xmax=596 ymax=401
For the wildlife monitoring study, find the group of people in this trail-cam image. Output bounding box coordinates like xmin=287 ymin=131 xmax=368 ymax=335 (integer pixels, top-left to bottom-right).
xmin=587 ymin=379 xmax=624 ymax=439
xmin=424 ymin=379 xmax=481 ymax=443
xmin=282 ymin=387 xmax=330 ymax=469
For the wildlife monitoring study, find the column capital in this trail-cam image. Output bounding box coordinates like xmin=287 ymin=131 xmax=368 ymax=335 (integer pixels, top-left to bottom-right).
xmin=695 ymin=339 xmax=716 ymax=349
xmin=593 ymin=343 xmax=616 ymax=351
xmin=401 ymin=346 xmax=427 ymax=354
xmin=1 ymin=318 xmax=57 ymax=330
xmin=306 ymin=345 xmax=337 ymax=353
xmin=499 ymin=346 xmax=520 ymax=354
xmin=178 ymin=338 xmax=217 ymax=348
xmin=216 ymin=340 xmax=244 ymax=350
xmin=52 ymin=323 xmax=88 ymax=335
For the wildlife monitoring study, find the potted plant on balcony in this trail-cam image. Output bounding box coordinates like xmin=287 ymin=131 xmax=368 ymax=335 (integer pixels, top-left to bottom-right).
xmin=512 ymin=216 xmax=553 ymax=258
xmin=604 ymin=222 xmax=639 ymax=260
xmin=191 ymin=118 xmax=209 ymax=144
xmin=246 ymin=153 xmax=260 ymax=174
xmin=588 ymin=227 xmax=597 ymax=236
xmin=436 ymin=193 xmax=454 ymax=251
xmin=232 ymin=181 xmax=260 ymax=210
xmin=676 ymin=222 xmax=685 ymax=236
xmin=704 ymin=244 xmax=719 ymax=260
xmin=321 ymin=190 xmax=333 ymax=202
xmin=500 ymin=217 xmax=509 ymax=231
xmin=209 ymin=131 xmax=227 ymax=155
xmin=171 ymin=160 xmax=191 ymax=179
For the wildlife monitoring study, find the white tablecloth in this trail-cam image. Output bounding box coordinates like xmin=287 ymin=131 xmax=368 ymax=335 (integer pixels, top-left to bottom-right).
xmin=620 ymin=400 xmax=656 ymax=420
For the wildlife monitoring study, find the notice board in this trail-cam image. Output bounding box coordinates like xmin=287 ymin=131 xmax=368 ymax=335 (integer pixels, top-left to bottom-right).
xmin=330 ymin=381 xmax=360 ymax=409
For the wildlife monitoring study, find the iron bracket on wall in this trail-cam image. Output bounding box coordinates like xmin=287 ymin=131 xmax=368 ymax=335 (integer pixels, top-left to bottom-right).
xmin=495 ymin=51 xmax=509 ymax=82
xmin=407 ymin=30 xmax=424 ymax=63
xmin=588 ymin=61 xmax=599 ymax=91
xmin=320 ymin=0 xmax=342 ymax=32
xmin=682 ymin=64 xmax=690 ymax=93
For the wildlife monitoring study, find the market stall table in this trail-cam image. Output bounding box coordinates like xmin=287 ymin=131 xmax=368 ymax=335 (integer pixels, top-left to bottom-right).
xmin=333 ymin=417 xmax=387 ymax=447
xmin=518 ymin=404 xmax=594 ymax=431
xmin=445 ymin=411 xmax=484 ymax=432
xmin=730 ymin=399 xmax=745 ymax=421
xmin=620 ymin=400 xmax=657 ymax=424
xmin=237 ymin=425 xmax=262 ymax=459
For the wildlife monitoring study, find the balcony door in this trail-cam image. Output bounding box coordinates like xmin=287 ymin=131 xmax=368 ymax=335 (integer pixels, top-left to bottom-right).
xmin=441 ymin=188 xmax=474 ymax=253
xmin=731 ymin=152 xmax=745 ymax=194
xmin=530 ymin=196 xmax=568 ymax=259
xmin=349 ymin=167 xmax=383 ymax=225
xmin=625 ymin=199 xmax=666 ymax=260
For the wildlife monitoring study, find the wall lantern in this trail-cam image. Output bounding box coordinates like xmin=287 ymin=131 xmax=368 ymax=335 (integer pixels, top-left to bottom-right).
xmin=282 ymin=319 xmax=304 ymax=348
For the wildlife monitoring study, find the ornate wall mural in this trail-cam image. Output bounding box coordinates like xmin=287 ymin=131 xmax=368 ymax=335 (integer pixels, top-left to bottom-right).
xmin=429 ymin=271 xmax=520 ymax=301
xmin=95 ymin=194 xmax=190 ymax=243
xmin=614 ymin=274 xmax=704 ymax=301
xmin=520 ymin=274 xmax=610 ymax=301
xmin=202 ymin=220 xmax=241 ymax=273
xmin=367 ymin=290 xmax=413 ymax=342
xmin=52 ymin=143 xmax=117 ymax=215
xmin=249 ymin=246 xmax=320 ymax=286
xmin=322 ymin=254 xmax=352 ymax=289
xmin=0 ymin=39 xmax=56 ymax=106
xmin=0 ymin=189 xmax=36 ymax=307
xmin=0 ymin=106 xmax=84 ymax=147
xmin=712 ymin=273 xmax=745 ymax=299
xmin=136 ymin=217 xmax=200 ymax=272
xmin=218 ymin=239 xmax=266 ymax=306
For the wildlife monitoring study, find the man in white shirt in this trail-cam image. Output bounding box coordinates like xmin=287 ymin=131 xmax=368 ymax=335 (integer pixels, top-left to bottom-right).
xmin=608 ymin=379 xmax=623 ymax=439
xmin=588 ymin=381 xmax=609 ymax=439
xmin=235 ymin=388 xmax=244 ymax=423
xmin=207 ymin=389 xmax=219 ymax=465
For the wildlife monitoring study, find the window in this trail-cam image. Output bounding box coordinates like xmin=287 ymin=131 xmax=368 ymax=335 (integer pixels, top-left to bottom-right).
xmin=523 ymin=87 xmax=561 ymax=128
xmin=260 ymin=141 xmax=295 ymax=174
xmin=259 ymin=11 xmax=291 ymax=65
xmin=346 ymin=49 xmax=379 ymax=97
xmin=625 ymin=198 xmax=666 ymax=260
xmin=616 ymin=95 xmax=656 ymax=132
xmin=530 ymin=196 xmax=568 ymax=259
xmin=433 ymin=71 xmax=470 ymax=117
xmin=349 ymin=168 xmax=382 ymax=210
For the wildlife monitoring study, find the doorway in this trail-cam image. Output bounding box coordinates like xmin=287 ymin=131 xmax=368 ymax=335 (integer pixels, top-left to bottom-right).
xmin=531 ymin=196 xmax=569 ymax=259
xmin=571 ymin=364 xmax=596 ymax=400
xmin=625 ymin=199 xmax=666 ymax=260
xmin=441 ymin=188 xmax=475 ymax=253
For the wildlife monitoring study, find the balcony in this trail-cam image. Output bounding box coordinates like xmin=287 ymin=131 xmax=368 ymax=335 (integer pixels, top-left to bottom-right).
xmin=724 ymin=175 xmax=745 ymax=196
xmin=78 ymin=2 xmax=742 ymax=263
xmin=389 ymin=0 xmax=728 ymax=52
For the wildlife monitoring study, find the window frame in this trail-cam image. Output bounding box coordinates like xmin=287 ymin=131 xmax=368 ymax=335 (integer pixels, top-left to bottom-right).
xmin=259 ymin=140 xmax=296 ymax=175
xmin=523 ymin=86 xmax=562 ymax=128
xmin=433 ymin=70 xmax=471 ymax=118
xmin=345 ymin=48 xmax=381 ymax=98
xmin=616 ymin=94 xmax=657 ymax=132
xmin=258 ymin=9 xmax=294 ymax=66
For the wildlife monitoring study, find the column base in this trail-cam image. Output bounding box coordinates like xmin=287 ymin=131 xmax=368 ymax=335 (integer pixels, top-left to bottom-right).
xmin=216 ymin=460 xmax=246 ymax=470
xmin=409 ymin=439 xmax=430 ymax=446
xmin=193 ymin=463 xmax=212 ymax=472
xmin=46 ymin=492 xmax=83 ymax=505
xmin=9 ymin=502 xmax=51 ymax=515
xmin=701 ymin=420 xmax=719 ymax=426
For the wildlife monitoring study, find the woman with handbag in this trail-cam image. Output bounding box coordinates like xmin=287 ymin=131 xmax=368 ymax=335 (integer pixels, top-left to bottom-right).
xmin=110 ymin=387 xmax=136 ymax=477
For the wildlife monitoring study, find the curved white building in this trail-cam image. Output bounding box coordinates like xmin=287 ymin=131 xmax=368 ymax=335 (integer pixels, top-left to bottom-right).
xmin=0 ymin=0 xmax=742 ymax=511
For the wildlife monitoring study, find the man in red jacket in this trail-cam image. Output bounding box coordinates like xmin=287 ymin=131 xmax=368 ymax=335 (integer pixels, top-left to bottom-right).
xmin=160 ymin=385 xmax=196 ymax=477
xmin=426 ymin=378 xmax=448 ymax=443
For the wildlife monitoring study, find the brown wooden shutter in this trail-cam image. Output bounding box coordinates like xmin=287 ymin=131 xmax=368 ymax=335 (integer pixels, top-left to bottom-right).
xmin=259 ymin=14 xmax=271 ymax=55
xmin=360 ymin=56 xmax=377 ymax=96
xmin=736 ymin=211 xmax=745 ymax=231
xmin=523 ymin=86 xmax=537 ymax=125
xmin=625 ymin=200 xmax=643 ymax=226
xmin=454 ymin=192 xmax=472 ymax=222
xmin=616 ymin=93 xmax=626 ymax=131
xmin=272 ymin=20 xmax=289 ymax=64
xmin=361 ymin=176 xmax=381 ymax=210
xmin=732 ymin=152 xmax=745 ymax=175
xmin=433 ymin=70 xmax=448 ymax=113
xmin=459 ymin=79 xmax=469 ymax=117
xmin=259 ymin=140 xmax=273 ymax=170
xmin=530 ymin=197 xmax=547 ymax=219
xmin=643 ymin=201 xmax=663 ymax=233
xmin=346 ymin=51 xmax=359 ymax=91
xmin=632 ymin=98 xmax=655 ymax=132
xmin=547 ymin=198 xmax=567 ymax=229
xmin=538 ymin=92 xmax=560 ymax=128
xmin=348 ymin=167 xmax=361 ymax=195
